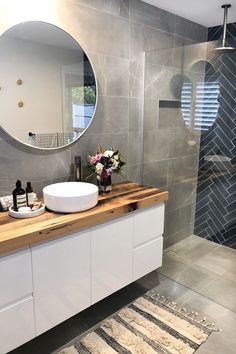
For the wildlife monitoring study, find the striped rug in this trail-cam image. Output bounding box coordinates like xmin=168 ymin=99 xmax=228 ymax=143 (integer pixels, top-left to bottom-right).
xmin=57 ymin=291 xmax=218 ymax=354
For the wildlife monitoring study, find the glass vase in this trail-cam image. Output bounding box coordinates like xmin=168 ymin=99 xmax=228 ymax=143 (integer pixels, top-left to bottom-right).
xmin=97 ymin=175 xmax=112 ymax=194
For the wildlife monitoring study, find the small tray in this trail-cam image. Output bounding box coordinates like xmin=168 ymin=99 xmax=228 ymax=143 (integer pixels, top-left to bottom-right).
xmin=8 ymin=204 xmax=45 ymax=219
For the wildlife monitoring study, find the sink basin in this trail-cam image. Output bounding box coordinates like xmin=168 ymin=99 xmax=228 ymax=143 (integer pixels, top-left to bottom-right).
xmin=43 ymin=182 xmax=98 ymax=213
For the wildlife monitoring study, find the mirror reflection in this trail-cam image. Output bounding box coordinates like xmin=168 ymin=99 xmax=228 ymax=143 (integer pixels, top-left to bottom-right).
xmin=0 ymin=21 xmax=97 ymax=149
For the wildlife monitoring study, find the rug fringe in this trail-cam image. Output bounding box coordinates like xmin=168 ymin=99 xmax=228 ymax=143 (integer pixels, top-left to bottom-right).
xmin=147 ymin=292 xmax=221 ymax=332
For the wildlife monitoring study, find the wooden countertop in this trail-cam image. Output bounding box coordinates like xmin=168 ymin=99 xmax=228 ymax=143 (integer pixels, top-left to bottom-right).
xmin=0 ymin=181 xmax=168 ymax=256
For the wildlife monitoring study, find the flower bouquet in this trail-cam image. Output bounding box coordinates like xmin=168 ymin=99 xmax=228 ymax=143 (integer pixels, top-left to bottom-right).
xmin=87 ymin=146 xmax=125 ymax=193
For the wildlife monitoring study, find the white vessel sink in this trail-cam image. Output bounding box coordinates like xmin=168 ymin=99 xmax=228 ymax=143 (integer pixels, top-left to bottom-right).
xmin=43 ymin=182 xmax=98 ymax=213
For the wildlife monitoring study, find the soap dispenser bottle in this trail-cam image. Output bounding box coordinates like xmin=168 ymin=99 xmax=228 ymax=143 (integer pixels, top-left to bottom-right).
xmin=12 ymin=180 xmax=27 ymax=211
xmin=26 ymin=181 xmax=34 ymax=208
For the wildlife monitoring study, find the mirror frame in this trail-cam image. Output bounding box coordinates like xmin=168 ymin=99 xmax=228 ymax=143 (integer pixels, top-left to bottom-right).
xmin=0 ymin=20 xmax=98 ymax=150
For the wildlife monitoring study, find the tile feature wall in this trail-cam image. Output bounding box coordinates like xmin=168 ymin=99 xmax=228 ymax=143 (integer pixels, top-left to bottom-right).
xmin=194 ymin=23 xmax=236 ymax=249
xmin=0 ymin=0 xmax=206 ymax=245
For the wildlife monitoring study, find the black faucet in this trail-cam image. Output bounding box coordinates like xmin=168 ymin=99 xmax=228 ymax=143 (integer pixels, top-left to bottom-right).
xmin=74 ymin=156 xmax=82 ymax=182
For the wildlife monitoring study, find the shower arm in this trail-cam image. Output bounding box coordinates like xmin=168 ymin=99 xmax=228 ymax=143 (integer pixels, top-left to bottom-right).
xmin=221 ymin=4 xmax=231 ymax=48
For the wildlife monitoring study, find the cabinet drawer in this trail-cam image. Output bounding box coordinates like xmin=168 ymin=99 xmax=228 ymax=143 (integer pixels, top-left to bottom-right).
xmin=133 ymin=237 xmax=163 ymax=281
xmin=133 ymin=204 xmax=164 ymax=247
xmin=0 ymin=249 xmax=32 ymax=308
xmin=0 ymin=296 xmax=35 ymax=354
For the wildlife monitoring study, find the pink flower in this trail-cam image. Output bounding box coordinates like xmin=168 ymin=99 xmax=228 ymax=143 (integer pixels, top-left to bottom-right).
xmin=89 ymin=154 xmax=102 ymax=165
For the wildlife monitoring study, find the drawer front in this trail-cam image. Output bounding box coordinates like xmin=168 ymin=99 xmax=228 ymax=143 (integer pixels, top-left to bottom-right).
xmin=91 ymin=216 xmax=133 ymax=305
xmin=0 ymin=296 xmax=35 ymax=354
xmin=0 ymin=249 xmax=33 ymax=308
xmin=32 ymin=230 xmax=91 ymax=336
xmin=133 ymin=237 xmax=163 ymax=281
xmin=133 ymin=204 xmax=165 ymax=247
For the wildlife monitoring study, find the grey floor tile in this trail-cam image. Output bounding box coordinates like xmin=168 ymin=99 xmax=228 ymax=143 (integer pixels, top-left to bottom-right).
xmin=165 ymin=264 xmax=219 ymax=292
xmin=199 ymin=276 xmax=236 ymax=313
xmin=166 ymin=235 xmax=219 ymax=263
xmin=160 ymin=254 xmax=188 ymax=278
xmin=195 ymin=246 xmax=236 ymax=277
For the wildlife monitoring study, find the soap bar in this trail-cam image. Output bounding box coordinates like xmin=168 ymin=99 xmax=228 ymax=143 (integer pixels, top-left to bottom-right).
xmin=18 ymin=207 xmax=32 ymax=213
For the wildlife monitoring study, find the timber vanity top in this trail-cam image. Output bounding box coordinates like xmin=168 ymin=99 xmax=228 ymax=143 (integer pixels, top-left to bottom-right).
xmin=0 ymin=181 xmax=168 ymax=255
xmin=0 ymin=181 xmax=168 ymax=354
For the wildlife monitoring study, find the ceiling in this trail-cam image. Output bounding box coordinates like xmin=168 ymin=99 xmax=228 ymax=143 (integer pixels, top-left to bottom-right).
xmin=142 ymin=0 xmax=236 ymax=27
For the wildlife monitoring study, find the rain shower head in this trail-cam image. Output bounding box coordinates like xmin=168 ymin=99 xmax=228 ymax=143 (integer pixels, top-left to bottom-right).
xmin=214 ymin=4 xmax=236 ymax=53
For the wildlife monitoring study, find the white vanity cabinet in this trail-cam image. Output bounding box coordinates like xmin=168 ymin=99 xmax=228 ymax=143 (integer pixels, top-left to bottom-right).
xmin=0 ymin=199 xmax=166 ymax=353
xmin=0 ymin=249 xmax=35 ymax=354
xmin=31 ymin=229 xmax=91 ymax=335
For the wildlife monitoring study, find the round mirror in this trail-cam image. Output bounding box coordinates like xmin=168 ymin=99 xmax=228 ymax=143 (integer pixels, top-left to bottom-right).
xmin=0 ymin=21 xmax=97 ymax=149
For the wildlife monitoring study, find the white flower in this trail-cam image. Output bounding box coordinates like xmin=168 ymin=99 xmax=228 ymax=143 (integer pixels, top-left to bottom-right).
xmin=103 ymin=150 xmax=114 ymax=158
xmin=95 ymin=162 xmax=104 ymax=175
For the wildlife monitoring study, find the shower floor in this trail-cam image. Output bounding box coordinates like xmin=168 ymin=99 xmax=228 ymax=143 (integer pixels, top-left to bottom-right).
xmin=159 ymin=235 xmax=236 ymax=312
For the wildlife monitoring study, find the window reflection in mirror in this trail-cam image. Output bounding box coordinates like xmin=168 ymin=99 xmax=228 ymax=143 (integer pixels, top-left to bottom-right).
xmin=0 ymin=21 xmax=97 ymax=149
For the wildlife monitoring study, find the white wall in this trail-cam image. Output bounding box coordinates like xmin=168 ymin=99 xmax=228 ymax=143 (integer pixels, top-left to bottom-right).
xmin=0 ymin=36 xmax=82 ymax=143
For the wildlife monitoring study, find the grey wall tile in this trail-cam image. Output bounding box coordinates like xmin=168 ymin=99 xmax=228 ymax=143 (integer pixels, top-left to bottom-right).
xmin=145 ymin=46 xmax=174 ymax=68
xmin=60 ymin=2 xmax=129 ymax=59
xmin=143 ymin=131 xmax=169 ymax=162
xmin=158 ymin=107 xmax=184 ymax=129
xmin=129 ymin=54 xmax=144 ymax=98
xmin=144 ymin=64 xmax=178 ymax=101
xmin=74 ymin=0 xmax=130 ymax=19
xmin=130 ymin=22 xmax=175 ymax=60
xmin=163 ymin=225 xmax=194 ymax=249
xmin=167 ymin=155 xmax=199 ymax=185
xmin=165 ymin=203 xmax=195 ymax=238
xmin=129 ymin=98 xmax=142 ymax=132
xmin=143 ymin=98 xmax=158 ymax=132
xmin=130 ymin=0 xmax=175 ymax=33
xmin=175 ymin=15 xmax=207 ymax=42
xmin=127 ymin=163 xmax=142 ymax=184
xmin=128 ymin=132 xmax=142 ymax=165
xmin=166 ymin=180 xmax=197 ymax=212
xmin=143 ymin=160 xmax=168 ymax=188
xmin=87 ymin=96 xmax=129 ymax=135
xmin=168 ymin=128 xmax=200 ymax=158
xmin=89 ymin=54 xmax=129 ymax=97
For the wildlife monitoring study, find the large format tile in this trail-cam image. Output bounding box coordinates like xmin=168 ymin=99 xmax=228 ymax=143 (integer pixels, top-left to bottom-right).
xmin=129 ymin=98 xmax=142 ymax=132
xmin=130 ymin=22 xmax=174 ymax=60
xmin=143 ymin=160 xmax=168 ymax=188
xmin=195 ymin=246 xmax=236 ymax=277
xmin=166 ymin=179 xmax=197 ymax=211
xmin=166 ymin=235 xmax=219 ymax=262
xmin=167 ymin=155 xmax=199 ymax=185
xmin=163 ymin=224 xmax=194 ymax=249
xmin=143 ymin=131 xmax=169 ymax=162
xmin=87 ymin=96 xmax=129 ymax=134
xmin=143 ymin=98 xmax=158 ymax=132
xmin=200 ymin=276 xmax=236 ymax=313
xmin=89 ymin=54 xmax=129 ymax=97
xmin=164 ymin=203 xmax=195 ymax=238
xmin=60 ymin=2 xmax=129 ymax=59
xmin=175 ymin=15 xmax=207 ymax=42
xmin=74 ymin=0 xmax=130 ymax=19
xmin=130 ymin=0 xmax=175 ymax=33
xmin=160 ymin=254 xmax=188 ymax=278
xmin=167 ymin=264 xmax=219 ymax=292
xmin=156 ymin=275 xmax=236 ymax=354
